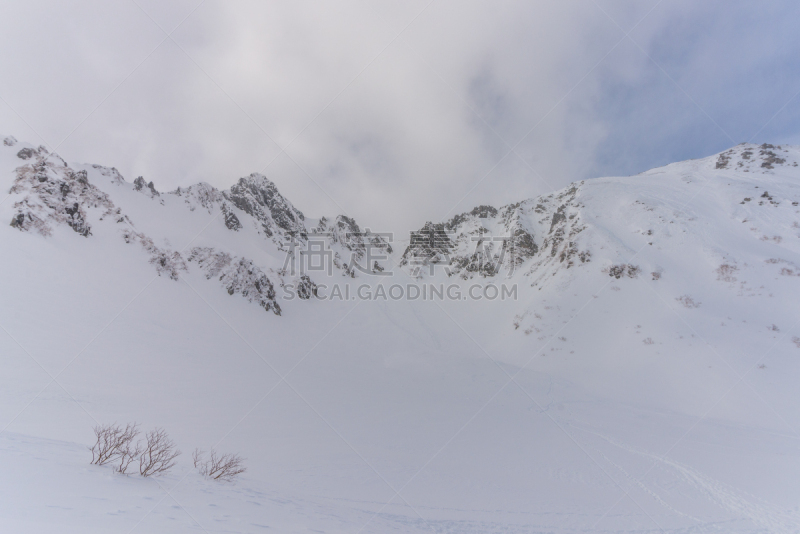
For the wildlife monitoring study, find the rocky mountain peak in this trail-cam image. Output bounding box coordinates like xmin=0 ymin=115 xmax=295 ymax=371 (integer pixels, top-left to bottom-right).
xmin=714 ymin=143 xmax=799 ymax=172
xmin=224 ymin=173 xmax=305 ymax=238
xmin=400 ymin=182 xmax=587 ymax=279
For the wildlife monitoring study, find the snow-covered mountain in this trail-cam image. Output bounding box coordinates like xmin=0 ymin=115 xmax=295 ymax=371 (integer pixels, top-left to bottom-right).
xmin=5 ymin=137 xmax=393 ymax=316
xmin=2 ymin=134 xmax=800 ymax=533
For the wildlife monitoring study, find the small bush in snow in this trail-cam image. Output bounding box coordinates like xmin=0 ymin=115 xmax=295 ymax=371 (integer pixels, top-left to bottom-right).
xmin=116 ymin=438 xmax=143 ymax=475
xmin=606 ymin=264 xmax=640 ymax=279
xmin=139 ymin=428 xmax=181 ymax=477
xmin=194 ymin=448 xmax=246 ymax=481
xmin=90 ymin=422 xmax=140 ymax=468
xmin=716 ymin=263 xmax=738 ymax=283
xmin=676 ymin=295 xmax=701 ymax=309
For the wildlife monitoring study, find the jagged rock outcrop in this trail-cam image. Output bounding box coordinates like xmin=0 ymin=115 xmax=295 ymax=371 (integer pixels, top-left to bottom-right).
xmin=400 ymin=183 xmax=589 ymax=280
xmin=9 ymin=151 xmax=115 ymax=237
xmin=5 ymin=149 xmax=287 ymax=315
xmin=90 ymin=164 xmax=127 ymax=185
xmin=120 ymin=228 xmax=188 ymax=281
xmin=188 ymin=247 xmax=281 ymax=315
xmin=17 ymin=146 xmax=41 ymax=160
xmin=294 ymin=275 xmax=318 ymax=299
xmin=221 ymin=202 xmax=242 ymax=230
xmin=133 ymin=176 xmax=160 ymax=197
xmin=224 ymin=173 xmax=305 ymax=238
xmin=715 ymin=143 xmax=798 ymax=172
xmin=171 ymin=182 xmax=224 ymax=212
xmin=314 ymin=215 xmax=392 ymax=276
xmin=399 ymin=221 xmax=455 ymax=275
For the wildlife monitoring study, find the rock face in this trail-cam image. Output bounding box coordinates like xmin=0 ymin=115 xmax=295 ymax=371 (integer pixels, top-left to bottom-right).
xmin=715 ymin=143 xmax=798 ymax=172
xmin=188 ymin=247 xmax=281 ymax=315
xmin=3 ymin=142 xmax=392 ymax=317
xmin=171 ymin=183 xmax=224 ymax=212
xmin=221 ymin=203 xmax=242 ymax=231
xmin=312 ymin=215 xmax=392 ymax=277
xmin=224 ymin=173 xmax=306 ymax=238
xmin=133 ymin=176 xmax=160 ymax=197
xmin=400 ymin=221 xmax=454 ymax=274
xmin=13 ymin=135 xmax=795 ymax=319
xmin=401 ymin=183 xmax=587 ymax=279
xmin=90 ymin=164 xmax=126 ymax=185
xmin=120 ymin=228 xmax=188 ymax=281
xmin=9 ymin=149 xmax=114 ymax=237
xmin=294 ymin=275 xmax=318 ymax=299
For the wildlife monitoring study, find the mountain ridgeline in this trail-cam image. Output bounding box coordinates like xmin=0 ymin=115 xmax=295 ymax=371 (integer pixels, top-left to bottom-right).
xmin=4 ymin=135 xmax=800 ymax=321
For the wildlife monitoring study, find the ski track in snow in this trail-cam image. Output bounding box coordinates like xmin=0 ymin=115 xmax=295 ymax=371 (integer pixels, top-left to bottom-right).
xmin=570 ymin=423 xmax=800 ymax=533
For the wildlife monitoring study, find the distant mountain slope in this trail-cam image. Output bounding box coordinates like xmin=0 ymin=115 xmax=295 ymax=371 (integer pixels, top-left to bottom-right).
xmin=2 ymin=137 xmax=391 ymax=316
xmin=2 ymin=134 xmax=800 ymax=533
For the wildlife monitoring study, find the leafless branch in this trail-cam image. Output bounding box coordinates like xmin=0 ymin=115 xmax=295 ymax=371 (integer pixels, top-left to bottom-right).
xmin=116 ymin=437 xmax=143 ymax=475
xmin=194 ymin=448 xmax=246 ymax=481
xmin=138 ymin=428 xmax=181 ymax=477
xmin=192 ymin=448 xmax=204 ymax=469
xmin=89 ymin=422 xmax=139 ymax=466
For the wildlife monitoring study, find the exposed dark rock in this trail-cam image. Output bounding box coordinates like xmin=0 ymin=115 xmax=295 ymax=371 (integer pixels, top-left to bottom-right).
xmin=120 ymin=229 xmax=187 ymax=280
xmin=91 ymin=165 xmax=126 ymax=184
xmin=9 ymin=154 xmax=114 ymax=237
xmin=221 ymin=203 xmax=242 ymax=231
xmin=550 ymin=207 xmax=567 ymax=233
xmin=314 ymin=214 xmax=392 ymax=274
xmin=170 ymin=183 xmax=223 ymax=212
xmin=400 ymin=221 xmax=454 ymax=270
xmin=295 ymin=275 xmax=318 ymax=299
xmin=225 ymin=173 xmax=305 ymax=238
xmin=133 ymin=176 xmax=161 ymax=198
xmin=17 ymin=147 xmax=36 ymax=160
xmin=446 ymin=205 xmax=498 ymax=229
xmin=188 ymin=247 xmax=281 ymax=315
xmin=607 ymin=264 xmax=640 ymax=279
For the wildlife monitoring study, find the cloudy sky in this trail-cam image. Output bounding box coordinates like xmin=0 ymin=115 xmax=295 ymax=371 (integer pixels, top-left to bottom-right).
xmin=1 ymin=0 xmax=799 ymax=234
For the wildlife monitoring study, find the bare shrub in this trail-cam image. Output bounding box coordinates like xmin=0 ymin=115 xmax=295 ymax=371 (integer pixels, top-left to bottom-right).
xmin=716 ymin=264 xmax=738 ymax=283
xmin=792 ymin=336 xmax=800 ymax=349
xmin=138 ymin=428 xmax=181 ymax=477
xmin=606 ymin=264 xmax=640 ymax=279
xmin=676 ymin=295 xmax=701 ymax=309
xmin=90 ymin=423 xmax=139 ymax=466
xmin=607 ymin=264 xmax=625 ymax=278
xmin=194 ymin=448 xmax=246 ymax=481
xmin=643 ymin=338 xmax=655 ymax=345
xmin=626 ymin=265 xmax=641 ymax=278
xmin=192 ymin=448 xmax=204 ymax=469
xmin=116 ymin=438 xmax=142 ymax=475
xmin=765 ymin=258 xmax=800 ymax=276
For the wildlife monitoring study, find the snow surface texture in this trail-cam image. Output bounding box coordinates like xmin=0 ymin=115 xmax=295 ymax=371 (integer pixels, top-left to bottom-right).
xmin=1 ymin=135 xmax=800 ymax=533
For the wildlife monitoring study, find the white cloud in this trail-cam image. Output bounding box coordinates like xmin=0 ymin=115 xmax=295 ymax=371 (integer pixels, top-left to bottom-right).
xmin=1 ymin=0 xmax=798 ymax=234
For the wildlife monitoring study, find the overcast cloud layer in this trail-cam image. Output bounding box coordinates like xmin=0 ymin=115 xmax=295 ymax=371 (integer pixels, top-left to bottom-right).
xmin=1 ymin=0 xmax=799 ymax=234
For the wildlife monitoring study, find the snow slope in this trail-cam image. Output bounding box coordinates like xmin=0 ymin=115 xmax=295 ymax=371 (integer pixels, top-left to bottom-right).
xmin=1 ymin=135 xmax=799 ymax=533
